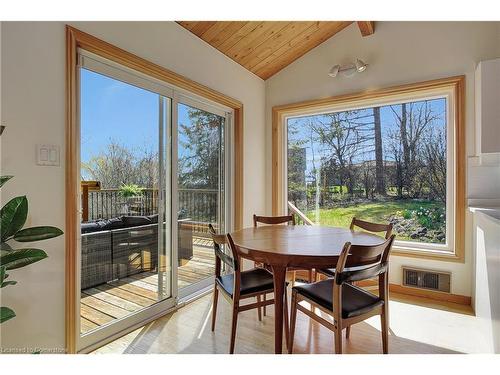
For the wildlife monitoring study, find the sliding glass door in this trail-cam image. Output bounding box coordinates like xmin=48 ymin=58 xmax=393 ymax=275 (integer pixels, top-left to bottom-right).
xmin=78 ymin=53 xmax=175 ymax=350
xmin=77 ymin=51 xmax=232 ymax=351
xmin=176 ymin=99 xmax=228 ymax=297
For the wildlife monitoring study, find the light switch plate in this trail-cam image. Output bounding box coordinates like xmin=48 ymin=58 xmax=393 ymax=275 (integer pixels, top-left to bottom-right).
xmin=36 ymin=144 xmax=60 ymax=166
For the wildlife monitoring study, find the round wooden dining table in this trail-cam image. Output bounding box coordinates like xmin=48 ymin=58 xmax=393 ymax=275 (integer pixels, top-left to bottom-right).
xmin=229 ymin=225 xmax=385 ymax=354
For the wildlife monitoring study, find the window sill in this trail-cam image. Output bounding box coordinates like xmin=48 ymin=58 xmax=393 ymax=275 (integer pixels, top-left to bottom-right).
xmin=391 ymin=246 xmax=464 ymax=263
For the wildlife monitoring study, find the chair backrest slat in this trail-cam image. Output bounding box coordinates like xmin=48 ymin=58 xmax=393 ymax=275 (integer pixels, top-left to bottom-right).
xmin=253 ymin=214 xmax=295 ymax=227
xmin=350 ymin=217 xmax=393 ymax=239
xmin=335 ymin=235 xmax=395 ymax=285
xmin=336 ymin=262 xmax=388 ymax=284
xmin=208 ymin=224 xmax=237 ymax=270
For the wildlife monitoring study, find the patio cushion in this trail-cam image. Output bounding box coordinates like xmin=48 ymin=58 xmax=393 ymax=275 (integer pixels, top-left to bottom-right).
xmin=121 ymin=215 xmax=152 ymax=227
xmin=293 ymin=279 xmax=383 ymax=319
xmin=147 ymin=214 xmax=159 ymax=224
xmin=97 ymin=217 xmax=125 ymax=231
xmin=81 ymin=222 xmax=101 ymax=233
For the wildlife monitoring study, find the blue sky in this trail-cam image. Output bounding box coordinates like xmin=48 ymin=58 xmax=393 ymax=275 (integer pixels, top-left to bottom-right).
xmin=80 ymin=69 xmax=194 ymax=178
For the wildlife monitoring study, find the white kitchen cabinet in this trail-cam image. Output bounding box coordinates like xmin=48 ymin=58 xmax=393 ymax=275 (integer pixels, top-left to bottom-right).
xmin=475 ymin=58 xmax=500 ymax=161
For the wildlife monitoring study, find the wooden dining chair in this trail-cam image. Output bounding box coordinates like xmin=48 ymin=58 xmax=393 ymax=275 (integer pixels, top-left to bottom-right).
xmin=288 ymin=234 xmax=396 ymax=354
xmin=316 ymin=217 xmax=393 ymax=280
xmin=209 ymin=224 xmax=289 ymax=354
xmin=253 ymin=214 xmax=314 ymax=316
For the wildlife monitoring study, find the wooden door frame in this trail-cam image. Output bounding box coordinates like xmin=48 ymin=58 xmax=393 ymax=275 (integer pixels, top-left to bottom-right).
xmin=65 ymin=25 xmax=244 ymax=353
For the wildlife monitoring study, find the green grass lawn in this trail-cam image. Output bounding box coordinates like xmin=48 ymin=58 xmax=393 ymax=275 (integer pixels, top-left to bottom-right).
xmin=305 ymin=200 xmax=445 ymax=241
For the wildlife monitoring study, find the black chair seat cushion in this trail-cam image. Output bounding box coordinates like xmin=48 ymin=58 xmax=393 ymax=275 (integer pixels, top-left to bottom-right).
xmin=217 ymin=268 xmax=281 ymax=296
xmin=293 ymin=279 xmax=383 ymax=319
xmin=318 ymin=268 xmax=336 ymax=277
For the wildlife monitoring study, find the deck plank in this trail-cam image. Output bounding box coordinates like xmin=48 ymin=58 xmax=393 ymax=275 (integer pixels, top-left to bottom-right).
xmin=81 ymin=293 xmax=131 ymax=319
xmin=81 ymin=239 xmax=215 ymax=334
xmin=107 ymin=280 xmax=158 ymax=300
xmin=95 ymin=284 xmax=155 ymax=307
xmin=83 ymin=287 xmax=144 ymax=312
xmin=81 ymin=304 xmax=115 ymax=326
xmin=81 ymin=317 xmax=99 ymax=332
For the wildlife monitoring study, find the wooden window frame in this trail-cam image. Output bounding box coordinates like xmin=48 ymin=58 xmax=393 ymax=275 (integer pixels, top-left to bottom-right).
xmin=272 ymin=75 xmax=465 ymax=263
xmin=65 ymin=25 xmax=244 ymax=353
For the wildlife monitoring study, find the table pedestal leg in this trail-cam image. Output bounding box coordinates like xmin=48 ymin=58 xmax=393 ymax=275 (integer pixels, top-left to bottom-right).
xmin=271 ymin=265 xmax=286 ymax=354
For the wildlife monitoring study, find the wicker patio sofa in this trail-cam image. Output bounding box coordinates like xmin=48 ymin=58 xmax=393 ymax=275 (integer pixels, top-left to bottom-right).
xmin=81 ymin=215 xmax=193 ymax=290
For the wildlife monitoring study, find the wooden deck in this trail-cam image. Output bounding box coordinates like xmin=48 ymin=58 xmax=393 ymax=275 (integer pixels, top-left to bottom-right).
xmin=80 ymin=237 xmax=215 ymax=334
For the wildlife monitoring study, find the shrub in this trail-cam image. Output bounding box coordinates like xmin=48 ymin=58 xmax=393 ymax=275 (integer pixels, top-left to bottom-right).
xmin=402 ymin=206 xmax=445 ymax=230
xmin=119 ymin=184 xmax=144 ymax=198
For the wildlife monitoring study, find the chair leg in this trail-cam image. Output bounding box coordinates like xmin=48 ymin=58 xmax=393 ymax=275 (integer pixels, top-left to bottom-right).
xmin=292 ymin=271 xmax=297 ymax=287
xmin=308 ymin=269 xmax=313 ymax=283
xmin=288 ymin=290 xmax=298 ymax=354
xmin=381 ymin=309 xmax=389 ymax=354
xmin=334 ymin=325 xmax=343 ymax=354
xmin=345 ymin=326 xmax=351 ymax=339
xmin=229 ymin=304 xmax=239 ymax=354
xmin=263 ymin=293 xmax=267 ymax=316
xmin=211 ymin=285 xmax=219 ymax=332
xmin=256 ymin=294 xmax=262 ymax=321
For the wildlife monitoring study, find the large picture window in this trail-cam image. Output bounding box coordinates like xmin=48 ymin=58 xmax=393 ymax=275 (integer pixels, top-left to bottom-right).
xmin=273 ymin=77 xmax=465 ymax=259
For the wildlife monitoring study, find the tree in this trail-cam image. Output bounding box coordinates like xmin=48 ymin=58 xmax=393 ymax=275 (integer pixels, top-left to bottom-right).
xmin=386 ymin=129 xmax=405 ymax=198
xmin=373 ymin=107 xmax=385 ymax=195
xmin=287 ymin=120 xmax=308 ymax=208
xmin=81 ymin=140 xmax=159 ymax=189
xmin=178 ymin=108 xmax=223 ymax=189
xmin=309 ymin=110 xmax=374 ymax=197
xmin=390 ymin=101 xmax=440 ymax=198
xmin=359 ymin=160 xmax=376 ymax=199
xmin=423 ymin=128 xmax=447 ymax=203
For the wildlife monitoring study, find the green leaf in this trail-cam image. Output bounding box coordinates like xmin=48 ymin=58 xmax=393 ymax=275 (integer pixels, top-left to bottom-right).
xmin=13 ymin=226 xmax=63 ymax=242
xmin=0 ymin=306 xmax=16 ymax=323
xmin=0 ymin=176 xmax=13 ymax=188
xmin=0 ymin=248 xmax=48 ymax=270
xmin=1 ymin=280 xmax=17 ymax=287
xmin=0 ymin=196 xmax=28 ymax=242
xmin=0 ymin=266 xmax=5 ymax=283
xmin=0 ymin=242 xmax=14 ymax=251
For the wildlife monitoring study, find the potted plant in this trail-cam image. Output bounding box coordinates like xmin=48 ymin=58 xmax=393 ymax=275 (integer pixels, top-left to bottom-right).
xmin=118 ymin=184 xmax=144 ymax=215
xmin=0 ymin=175 xmax=63 ymax=324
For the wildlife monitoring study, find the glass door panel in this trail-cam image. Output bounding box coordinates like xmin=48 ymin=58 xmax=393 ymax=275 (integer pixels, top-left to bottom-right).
xmin=79 ymin=66 xmax=173 ymax=343
xmin=176 ymin=102 xmax=226 ymax=293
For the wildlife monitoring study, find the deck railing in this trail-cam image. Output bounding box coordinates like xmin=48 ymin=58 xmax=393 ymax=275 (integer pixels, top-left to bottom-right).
xmin=288 ymin=201 xmax=314 ymax=226
xmin=83 ymin=188 xmax=219 ymax=223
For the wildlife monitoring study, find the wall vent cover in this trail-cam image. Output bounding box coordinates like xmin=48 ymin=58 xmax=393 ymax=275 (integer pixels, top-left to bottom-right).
xmin=402 ymin=267 xmax=451 ymax=293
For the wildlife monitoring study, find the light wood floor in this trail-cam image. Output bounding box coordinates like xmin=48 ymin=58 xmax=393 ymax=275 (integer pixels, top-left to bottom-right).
xmin=92 ymin=288 xmax=484 ymax=354
xmin=81 ymin=238 xmax=215 ymax=334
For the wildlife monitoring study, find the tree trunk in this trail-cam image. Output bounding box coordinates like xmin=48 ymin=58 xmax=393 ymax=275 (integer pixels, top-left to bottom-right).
xmin=373 ymin=107 xmax=385 ymax=195
xmin=399 ymin=103 xmax=410 ymax=195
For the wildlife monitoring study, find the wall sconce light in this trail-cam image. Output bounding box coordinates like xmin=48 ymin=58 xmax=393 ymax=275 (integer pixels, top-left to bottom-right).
xmin=328 ymin=58 xmax=368 ymax=78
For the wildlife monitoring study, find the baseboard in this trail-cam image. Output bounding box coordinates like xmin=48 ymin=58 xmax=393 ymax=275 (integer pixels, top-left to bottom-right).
xmin=389 ymin=284 xmax=471 ymax=306
xmin=356 ymin=279 xmax=471 ymax=306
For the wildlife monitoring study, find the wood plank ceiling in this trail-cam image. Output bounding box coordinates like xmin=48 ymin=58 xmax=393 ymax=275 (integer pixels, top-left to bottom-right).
xmin=177 ymin=21 xmax=372 ymax=80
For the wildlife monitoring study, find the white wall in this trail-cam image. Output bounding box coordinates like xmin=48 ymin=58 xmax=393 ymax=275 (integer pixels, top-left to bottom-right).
xmin=0 ymin=21 xmax=265 ymax=352
xmin=265 ymin=21 xmax=500 ymax=297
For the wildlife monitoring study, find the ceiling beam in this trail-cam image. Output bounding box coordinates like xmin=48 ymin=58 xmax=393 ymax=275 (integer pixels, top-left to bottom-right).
xmin=357 ymin=21 xmax=375 ymax=36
